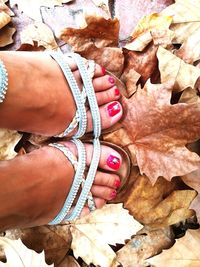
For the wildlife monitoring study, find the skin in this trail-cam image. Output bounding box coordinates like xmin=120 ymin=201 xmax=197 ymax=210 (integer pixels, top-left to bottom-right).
xmin=0 ymin=51 xmax=124 ymax=231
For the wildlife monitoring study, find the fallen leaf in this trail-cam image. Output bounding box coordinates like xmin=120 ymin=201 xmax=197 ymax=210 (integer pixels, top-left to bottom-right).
xmin=181 ymin=169 xmax=200 ymax=224
xmin=0 ymin=129 xmax=22 ymax=160
xmin=116 ymin=227 xmax=173 ymax=267
xmin=0 ymin=237 xmax=53 ymax=266
xmin=125 ymin=13 xmax=173 ymax=51
xmin=20 ymin=22 xmax=58 ymax=50
xmin=70 ymin=204 xmax=142 ymax=267
xmin=10 ymin=0 xmax=73 ymax=21
xmin=57 ymin=255 xmax=80 ymax=267
xmin=179 ymin=88 xmax=200 ymax=104
xmin=0 ymin=0 xmax=14 ymax=16
xmin=0 ymin=26 xmax=16 ymax=47
xmin=157 ymin=46 xmax=200 ymax=92
xmin=120 ymin=67 xmax=141 ymax=97
xmin=147 ymin=229 xmax=200 ymax=266
xmin=60 ymin=15 xmax=119 ymax=52
xmin=91 ymin=0 xmax=110 ymax=14
xmin=0 ymin=11 xmax=11 ymax=30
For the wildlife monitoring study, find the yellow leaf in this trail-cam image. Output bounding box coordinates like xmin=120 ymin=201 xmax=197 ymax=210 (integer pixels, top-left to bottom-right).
xmin=20 ymin=22 xmax=58 ymax=50
xmin=147 ymin=229 xmax=200 ymax=267
xmin=0 ymin=129 xmax=22 ymax=160
xmin=157 ymin=46 xmax=200 ymax=91
xmin=70 ymin=204 xmax=142 ymax=267
xmin=0 ymin=237 xmax=53 ymax=267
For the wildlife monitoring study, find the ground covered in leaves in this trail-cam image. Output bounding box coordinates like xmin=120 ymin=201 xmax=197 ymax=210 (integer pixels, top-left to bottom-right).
xmin=0 ymin=0 xmax=200 ymax=266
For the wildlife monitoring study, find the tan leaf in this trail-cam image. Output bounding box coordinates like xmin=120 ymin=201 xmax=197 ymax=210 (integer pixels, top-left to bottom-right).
xmin=0 ymin=129 xmax=22 ymax=160
xmin=179 ymin=88 xmax=200 ymax=104
xmin=20 ymin=22 xmax=58 ymax=50
xmin=0 ymin=237 xmax=53 ymax=266
xmin=157 ymin=46 xmax=200 ymax=92
xmin=57 ymin=255 xmax=80 ymax=267
xmin=116 ymin=228 xmax=173 ymax=267
xmin=171 ymin=22 xmax=200 ymax=44
xmin=147 ymin=229 xmax=200 ymax=267
xmin=120 ymin=68 xmax=141 ymax=97
xmin=70 ymin=204 xmax=142 ymax=267
xmin=121 ymin=81 xmax=200 ymax=183
xmin=182 ymin=169 xmax=200 ymax=224
xmin=0 ymin=11 xmax=10 ymax=30
xmin=0 ymin=26 xmax=16 ymax=47
xmin=10 ymin=0 xmax=73 ymax=21
xmin=91 ymin=0 xmax=110 ymax=14
xmin=60 ymin=15 xmax=119 ymax=52
xmin=125 ymin=13 xmax=173 ymax=51
xmin=0 ymin=0 xmax=14 ymax=16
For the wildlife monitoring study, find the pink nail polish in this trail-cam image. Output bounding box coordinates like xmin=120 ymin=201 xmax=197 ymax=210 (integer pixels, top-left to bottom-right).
xmin=110 ymin=190 xmax=117 ymax=199
xmin=115 ymin=88 xmax=120 ymax=96
xmin=102 ymin=67 xmax=106 ymax=75
xmin=108 ymin=76 xmax=115 ymax=84
xmin=107 ymin=102 xmax=121 ymax=117
xmin=107 ymin=155 xmax=121 ymax=170
xmin=114 ymin=179 xmax=121 ymax=188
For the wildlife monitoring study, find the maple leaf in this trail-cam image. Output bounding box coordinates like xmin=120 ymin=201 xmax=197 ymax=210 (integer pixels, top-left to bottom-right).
xmin=157 ymin=46 xmax=200 ymax=92
xmin=0 ymin=129 xmax=22 ymax=160
xmin=9 ymin=0 xmax=73 ymax=21
xmin=124 ymin=13 xmax=173 ymax=51
xmin=20 ymin=22 xmax=58 ymax=50
xmin=147 ymin=229 xmax=200 ymax=266
xmin=70 ymin=204 xmax=142 ymax=267
xmin=0 ymin=237 xmax=53 ymax=266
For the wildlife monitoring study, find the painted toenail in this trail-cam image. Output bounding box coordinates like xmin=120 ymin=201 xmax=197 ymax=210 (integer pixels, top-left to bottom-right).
xmin=110 ymin=190 xmax=117 ymax=199
xmin=107 ymin=155 xmax=121 ymax=170
xmin=107 ymin=102 xmax=121 ymax=117
xmin=108 ymin=76 xmax=115 ymax=84
xmin=114 ymin=179 xmax=121 ymax=188
xmin=102 ymin=66 xmax=106 ymax=75
xmin=115 ymin=88 xmax=120 ymax=96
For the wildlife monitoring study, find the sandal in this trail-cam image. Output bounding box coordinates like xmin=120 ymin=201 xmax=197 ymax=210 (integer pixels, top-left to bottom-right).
xmin=48 ymin=140 xmax=131 ymax=224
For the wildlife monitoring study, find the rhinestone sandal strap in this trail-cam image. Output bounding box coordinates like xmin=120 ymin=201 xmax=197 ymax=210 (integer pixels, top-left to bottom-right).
xmin=48 ymin=140 xmax=86 ymax=225
xmin=49 ymin=51 xmax=87 ymax=138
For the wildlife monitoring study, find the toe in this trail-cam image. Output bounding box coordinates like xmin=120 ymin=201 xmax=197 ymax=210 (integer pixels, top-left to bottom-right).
xmin=95 ymin=86 xmax=121 ymax=106
xmin=92 ymin=75 xmax=116 ymax=92
xmin=86 ymin=101 xmax=123 ymax=132
xmin=93 ymin=171 xmax=121 ymax=189
xmin=90 ymin=185 xmax=117 ymax=201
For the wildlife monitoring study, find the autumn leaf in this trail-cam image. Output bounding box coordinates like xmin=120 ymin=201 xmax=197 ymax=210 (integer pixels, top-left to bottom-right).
xmin=0 ymin=11 xmax=10 ymax=30
xmin=120 ymin=68 xmax=141 ymax=97
xmin=157 ymin=46 xmax=200 ymax=92
xmin=9 ymin=0 xmax=73 ymax=21
xmin=91 ymin=0 xmax=110 ymax=14
xmin=20 ymin=22 xmax=58 ymax=50
xmin=0 ymin=129 xmax=22 ymax=160
xmin=57 ymin=255 xmax=80 ymax=267
xmin=0 ymin=26 xmax=16 ymax=47
xmin=70 ymin=204 xmax=142 ymax=267
xmin=147 ymin=229 xmax=200 ymax=267
xmin=179 ymin=88 xmax=200 ymax=105
xmin=125 ymin=13 xmax=173 ymax=51
xmin=0 ymin=0 xmax=14 ymax=16
xmin=0 ymin=237 xmax=53 ymax=266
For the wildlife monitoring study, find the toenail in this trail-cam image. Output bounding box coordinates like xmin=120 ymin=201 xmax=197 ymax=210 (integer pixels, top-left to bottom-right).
xmin=107 ymin=155 xmax=121 ymax=170
xmin=107 ymin=102 xmax=121 ymax=117
xmin=114 ymin=179 xmax=121 ymax=188
xmin=115 ymin=88 xmax=120 ymax=96
xmin=102 ymin=66 xmax=106 ymax=75
xmin=110 ymin=190 xmax=117 ymax=199
xmin=108 ymin=76 xmax=115 ymax=84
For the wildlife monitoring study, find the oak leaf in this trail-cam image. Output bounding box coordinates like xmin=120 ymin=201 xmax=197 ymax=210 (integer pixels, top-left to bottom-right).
xmin=70 ymin=204 xmax=142 ymax=267
xmin=157 ymin=46 xmax=200 ymax=92
xmin=20 ymin=22 xmax=58 ymax=50
xmin=0 ymin=26 xmax=16 ymax=47
xmin=0 ymin=129 xmax=22 ymax=160
xmin=147 ymin=229 xmax=200 ymax=267
xmin=0 ymin=237 xmax=53 ymax=266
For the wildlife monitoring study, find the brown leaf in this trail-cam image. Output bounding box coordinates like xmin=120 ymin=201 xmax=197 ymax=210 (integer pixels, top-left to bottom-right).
xmin=0 ymin=0 xmax=14 ymax=16
xmin=120 ymin=67 xmax=141 ymax=97
xmin=0 ymin=26 xmax=16 ymax=47
xmin=147 ymin=229 xmax=200 ymax=267
xmin=60 ymin=15 xmax=119 ymax=52
xmin=181 ymin=169 xmax=200 ymax=224
xmin=57 ymin=255 xmax=80 ymax=267
xmin=0 ymin=11 xmax=11 ymax=30
xmin=116 ymin=227 xmax=173 ymax=267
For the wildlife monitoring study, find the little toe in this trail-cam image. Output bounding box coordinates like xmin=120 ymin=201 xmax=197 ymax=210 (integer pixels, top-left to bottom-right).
xmin=93 ymin=171 xmax=121 ymax=189
xmin=95 ymin=87 xmax=121 ymax=106
xmin=90 ymin=185 xmax=117 ymax=201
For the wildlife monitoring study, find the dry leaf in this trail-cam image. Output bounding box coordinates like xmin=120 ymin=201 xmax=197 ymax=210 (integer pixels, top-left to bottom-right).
xmin=71 ymin=204 xmax=142 ymax=267
xmin=147 ymin=229 xmax=200 ymax=266
xmin=57 ymin=255 xmax=80 ymax=267
xmin=0 ymin=26 xmax=16 ymax=47
xmin=179 ymin=88 xmax=200 ymax=104
xmin=120 ymin=68 xmax=141 ymax=97
xmin=125 ymin=13 xmax=173 ymax=51
xmin=0 ymin=129 xmax=22 ymax=160
xmin=20 ymin=22 xmax=58 ymax=50
xmin=10 ymin=0 xmax=73 ymax=21
xmin=0 ymin=0 xmax=14 ymax=16
xmin=60 ymin=15 xmax=119 ymax=52
xmin=157 ymin=46 xmax=200 ymax=92
xmin=0 ymin=11 xmax=10 ymax=30
xmin=91 ymin=0 xmax=110 ymax=14
xmin=116 ymin=227 xmax=173 ymax=267
xmin=182 ymin=169 xmax=200 ymax=224
xmin=0 ymin=237 xmax=53 ymax=266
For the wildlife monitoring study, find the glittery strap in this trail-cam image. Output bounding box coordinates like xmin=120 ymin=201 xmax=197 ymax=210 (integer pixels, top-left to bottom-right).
xmin=0 ymin=60 xmax=8 ymax=103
